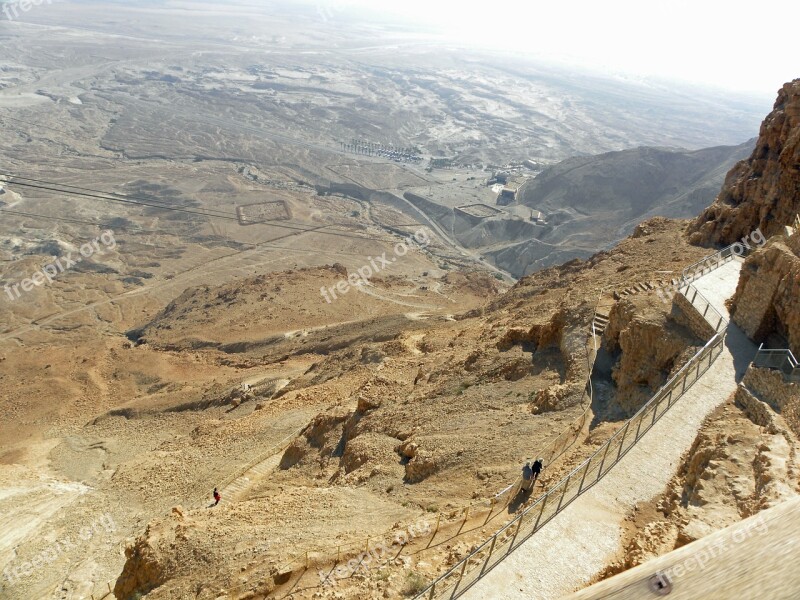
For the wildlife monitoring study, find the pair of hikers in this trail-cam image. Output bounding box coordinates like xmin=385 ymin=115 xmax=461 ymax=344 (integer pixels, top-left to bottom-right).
xmin=521 ymin=458 xmax=543 ymax=492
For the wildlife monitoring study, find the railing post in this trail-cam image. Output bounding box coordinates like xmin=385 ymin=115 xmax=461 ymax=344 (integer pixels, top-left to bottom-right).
xmin=533 ymin=492 xmax=549 ymax=531
xmin=508 ymin=512 xmax=526 ymax=551
xmin=427 ymin=582 xmax=436 ymax=600
xmin=556 ymin=474 xmax=572 ymax=512
xmin=479 ymin=535 xmax=498 ymax=577
xmin=578 ymin=460 xmax=590 ymax=494
xmin=635 ymin=411 xmax=644 ymax=439
xmin=597 ymin=441 xmax=612 ymax=478
xmin=616 ymin=421 xmax=631 ymax=460
xmin=651 ymin=398 xmax=661 ymax=425
xmin=486 ymin=497 xmax=496 ymax=525
xmin=453 ymin=555 xmax=469 ymax=592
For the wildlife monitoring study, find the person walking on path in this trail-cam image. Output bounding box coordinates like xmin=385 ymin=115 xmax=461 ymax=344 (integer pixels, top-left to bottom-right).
xmin=521 ymin=461 xmax=534 ymax=492
xmin=213 ymin=487 xmax=221 ymax=506
xmin=531 ymin=458 xmax=543 ymax=485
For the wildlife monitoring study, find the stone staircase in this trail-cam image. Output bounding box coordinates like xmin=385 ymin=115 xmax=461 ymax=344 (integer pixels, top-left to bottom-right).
xmin=592 ymin=312 xmax=610 ymax=336
xmin=592 ymin=276 xmax=683 ymax=337
xmin=613 ymin=278 xmax=677 ymax=300
xmin=221 ymin=453 xmax=284 ymax=503
xmin=215 ymin=413 xmax=317 ymax=505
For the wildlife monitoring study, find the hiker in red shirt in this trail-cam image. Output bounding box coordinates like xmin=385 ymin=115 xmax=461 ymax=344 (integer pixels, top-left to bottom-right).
xmin=213 ymin=487 xmax=221 ymax=506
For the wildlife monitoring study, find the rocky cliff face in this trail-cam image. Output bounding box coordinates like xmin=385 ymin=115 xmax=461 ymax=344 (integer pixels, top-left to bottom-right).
xmin=689 ymin=79 xmax=800 ymax=246
xmin=602 ymin=296 xmax=702 ymax=414
xmin=730 ymin=231 xmax=800 ymax=354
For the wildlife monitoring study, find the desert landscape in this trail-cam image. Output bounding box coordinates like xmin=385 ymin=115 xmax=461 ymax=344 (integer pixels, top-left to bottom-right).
xmin=1 ymin=2 xmax=798 ymax=600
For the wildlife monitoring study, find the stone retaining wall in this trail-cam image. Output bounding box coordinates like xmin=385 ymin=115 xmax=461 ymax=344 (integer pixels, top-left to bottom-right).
xmin=735 ymin=384 xmax=780 ymax=433
xmin=672 ymin=292 xmax=717 ymax=341
xmin=742 ymin=366 xmax=800 ymax=436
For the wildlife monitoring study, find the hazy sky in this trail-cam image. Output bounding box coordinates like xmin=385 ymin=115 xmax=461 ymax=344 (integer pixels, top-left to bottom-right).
xmin=316 ymin=0 xmax=798 ymax=96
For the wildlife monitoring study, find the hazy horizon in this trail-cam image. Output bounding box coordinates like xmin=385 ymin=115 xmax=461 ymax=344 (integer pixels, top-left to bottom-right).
xmin=305 ymin=0 xmax=796 ymax=97
xmin=2 ymin=0 xmax=793 ymax=100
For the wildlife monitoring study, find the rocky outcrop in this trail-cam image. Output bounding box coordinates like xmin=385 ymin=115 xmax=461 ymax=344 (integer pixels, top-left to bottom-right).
xmin=495 ymin=308 xmax=568 ymax=352
xmin=114 ymin=508 xmax=231 ymax=600
xmin=404 ymin=450 xmax=438 ymax=483
xmin=604 ymin=297 xmax=702 ymax=413
xmin=530 ymin=382 xmax=575 ymax=414
xmin=743 ymin=367 xmax=800 ymax=437
xmin=279 ymin=408 xmax=351 ymax=469
xmin=665 ymin=401 xmax=799 ymax=540
xmin=730 ymin=233 xmax=800 ymax=354
xmin=689 ymin=79 xmax=800 ymax=246
xmin=114 ymin=525 xmax=168 ymax=599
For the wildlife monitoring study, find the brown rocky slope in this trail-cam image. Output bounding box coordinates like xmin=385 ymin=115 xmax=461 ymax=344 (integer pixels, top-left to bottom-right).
xmin=111 ymin=218 xmax=714 ymax=600
xmin=112 ymin=79 xmax=800 ymax=600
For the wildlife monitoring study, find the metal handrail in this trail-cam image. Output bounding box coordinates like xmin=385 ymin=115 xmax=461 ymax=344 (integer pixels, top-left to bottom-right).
xmin=681 ymin=244 xmax=739 ymax=284
xmin=416 ymin=331 xmax=726 ymax=600
xmin=416 ymin=334 xmax=725 ymax=600
xmin=753 ymin=344 xmax=800 ymax=383
xmin=678 ymin=282 xmax=729 ymax=333
xmin=755 ymin=345 xmax=798 ymax=366
xmin=415 ymin=258 xmax=733 ymax=599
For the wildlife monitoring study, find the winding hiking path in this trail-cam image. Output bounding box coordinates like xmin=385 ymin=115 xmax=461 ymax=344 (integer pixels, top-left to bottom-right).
xmin=465 ymin=259 xmax=756 ymax=599
xmin=219 ymin=407 xmax=321 ymax=504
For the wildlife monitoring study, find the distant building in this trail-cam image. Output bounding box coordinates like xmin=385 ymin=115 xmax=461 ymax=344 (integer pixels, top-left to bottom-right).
xmin=497 ymin=187 xmax=517 ymax=205
xmin=523 ymin=159 xmax=539 ymax=170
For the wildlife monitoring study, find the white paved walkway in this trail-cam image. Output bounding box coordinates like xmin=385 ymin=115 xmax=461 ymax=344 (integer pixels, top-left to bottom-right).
xmin=465 ymin=261 xmax=755 ymax=600
xmin=691 ymin=258 xmax=743 ymax=316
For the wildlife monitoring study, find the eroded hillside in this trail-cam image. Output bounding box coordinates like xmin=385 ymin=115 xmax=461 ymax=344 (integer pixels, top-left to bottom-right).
xmin=102 ymin=218 xmax=720 ymax=600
